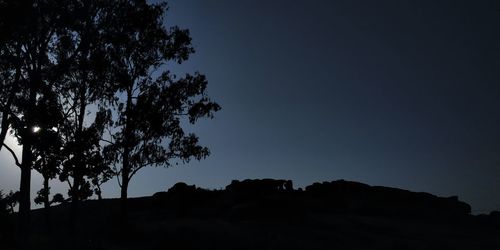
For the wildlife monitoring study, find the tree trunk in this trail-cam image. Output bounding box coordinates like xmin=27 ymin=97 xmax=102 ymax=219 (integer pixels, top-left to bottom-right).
xmin=120 ymin=174 xmax=129 ymax=200
xmin=43 ymin=177 xmax=50 ymax=209
xmin=120 ymin=144 xmax=130 ymax=212
xmin=18 ymin=144 xmax=32 ymax=235
xmin=69 ymin=85 xmax=87 ymax=232
xmin=69 ymin=180 xmax=80 ymax=233
xmin=18 ymin=83 xmax=37 ymax=239
xmin=43 ymin=177 xmax=51 ymax=233
xmin=119 ymin=169 xmax=129 ymax=224
xmin=95 ymin=183 xmax=103 ymax=200
xmin=120 ymin=87 xmax=133 ymax=220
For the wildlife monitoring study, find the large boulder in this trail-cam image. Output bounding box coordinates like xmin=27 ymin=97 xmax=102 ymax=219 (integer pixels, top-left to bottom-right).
xmin=303 ymin=179 xmax=471 ymax=218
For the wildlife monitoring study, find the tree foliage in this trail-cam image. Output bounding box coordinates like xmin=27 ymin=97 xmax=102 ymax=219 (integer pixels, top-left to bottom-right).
xmin=0 ymin=0 xmax=219 ymax=233
xmin=0 ymin=0 xmax=78 ymax=228
xmin=102 ymin=0 xmax=220 ymax=200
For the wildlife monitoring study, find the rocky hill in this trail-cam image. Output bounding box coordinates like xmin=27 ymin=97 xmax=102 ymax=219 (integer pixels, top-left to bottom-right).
xmin=2 ymin=179 xmax=500 ymax=250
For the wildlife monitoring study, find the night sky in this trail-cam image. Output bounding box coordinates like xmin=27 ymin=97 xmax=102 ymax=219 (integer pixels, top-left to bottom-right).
xmin=1 ymin=0 xmax=500 ymax=214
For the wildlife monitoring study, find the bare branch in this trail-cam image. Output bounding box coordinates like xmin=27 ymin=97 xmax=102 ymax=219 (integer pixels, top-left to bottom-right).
xmin=128 ymin=165 xmax=145 ymax=180
xmin=129 ymin=159 xmax=166 ymax=180
xmin=66 ymin=180 xmax=73 ymax=190
xmin=2 ymin=142 xmax=21 ymax=168
xmin=100 ymin=138 xmax=114 ymax=145
xmin=116 ymin=174 xmax=122 ymax=188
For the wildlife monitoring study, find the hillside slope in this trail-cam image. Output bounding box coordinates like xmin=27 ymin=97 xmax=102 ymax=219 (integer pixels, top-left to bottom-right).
xmin=3 ymin=179 xmax=500 ymax=250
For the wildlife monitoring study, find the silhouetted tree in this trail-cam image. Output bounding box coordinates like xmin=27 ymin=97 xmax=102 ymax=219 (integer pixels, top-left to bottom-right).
xmin=0 ymin=191 xmax=9 ymax=216
xmin=0 ymin=0 xmax=115 ymax=234
xmin=0 ymin=0 xmax=219 ymax=235
xmin=0 ymin=0 xmax=77 ymax=235
xmin=32 ymin=91 xmax=64 ymax=208
xmin=0 ymin=190 xmax=16 ymax=247
xmin=30 ymin=95 xmax=65 ymax=232
xmin=48 ymin=0 xmax=118 ymax=229
xmin=0 ymin=66 xmax=17 ymax=153
xmin=4 ymin=191 xmax=18 ymax=214
xmin=102 ymin=0 xmax=220 ymax=205
xmin=59 ymin=111 xmax=110 ymax=202
xmin=90 ymin=156 xmax=114 ymax=200
xmin=0 ymin=1 xmax=22 ymax=153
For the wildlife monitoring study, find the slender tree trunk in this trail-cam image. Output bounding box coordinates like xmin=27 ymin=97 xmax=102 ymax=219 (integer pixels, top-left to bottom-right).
xmin=120 ymin=159 xmax=129 ymax=224
xmin=120 ymin=175 xmax=129 ymax=224
xmin=120 ymin=171 xmax=129 ymax=200
xmin=18 ymin=83 xmax=37 ymax=239
xmin=96 ymin=185 xmax=102 ymax=200
xmin=69 ymin=181 xmax=80 ymax=233
xmin=120 ymin=137 xmax=130 ymax=218
xmin=43 ymin=177 xmax=50 ymax=209
xmin=43 ymin=177 xmax=52 ymax=233
xmin=70 ymin=85 xmax=87 ymax=232
xmin=19 ymin=143 xmax=32 ymax=234
xmin=120 ymin=87 xmax=133 ymax=221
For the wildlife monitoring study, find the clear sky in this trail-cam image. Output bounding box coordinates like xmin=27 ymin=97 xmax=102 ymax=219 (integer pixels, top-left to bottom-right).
xmin=1 ymin=0 xmax=500 ymax=214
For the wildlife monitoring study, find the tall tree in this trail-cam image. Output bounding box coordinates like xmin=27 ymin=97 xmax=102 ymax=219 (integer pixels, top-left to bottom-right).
xmin=103 ymin=0 xmax=220 ymax=204
xmin=0 ymin=0 xmax=22 ymax=152
xmin=0 ymin=0 xmax=70 ymax=234
xmin=0 ymin=0 xmax=113 ymax=234
xmin=49 ymin=0 xmax=117 ymax=229
xmin=31 ymin=92 xmax=65 ymax=232
xmin=32 ymin=91 xmax=64 ymax=210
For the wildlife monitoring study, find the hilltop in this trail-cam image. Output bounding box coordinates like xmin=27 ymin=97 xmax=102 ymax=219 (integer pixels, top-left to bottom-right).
xmin=2 ymin=179 xmax=500 ymax=250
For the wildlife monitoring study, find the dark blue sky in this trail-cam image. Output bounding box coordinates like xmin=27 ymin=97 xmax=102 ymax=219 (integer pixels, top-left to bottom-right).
xmin=1 ymin=0 xmax=500 ymax=214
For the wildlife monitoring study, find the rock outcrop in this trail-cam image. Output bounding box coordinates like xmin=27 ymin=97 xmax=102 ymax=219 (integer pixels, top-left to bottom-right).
xmin=152 ymin=179 xmax=471 ymax=220
xmin=304 ymin=180 xmax=471 ymax=218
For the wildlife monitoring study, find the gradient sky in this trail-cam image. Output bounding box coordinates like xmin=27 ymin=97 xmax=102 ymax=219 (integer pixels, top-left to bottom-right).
xmin=1 ymin=0 xmax=500 ymax=214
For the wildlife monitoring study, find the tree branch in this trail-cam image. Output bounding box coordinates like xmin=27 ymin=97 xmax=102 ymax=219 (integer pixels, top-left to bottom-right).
xmin=128 ymin=159 xmax=166 ymax=180
xmin=116 ymin=174 xmax=122 ymax=188
xmin=128 ymin=165 xmax=145 ymax=180
xmin=2 ymin=142 xmax=21 ymax=168
xmin=66 ymin=180 xmax=73 ymax=190
xmin=100 ymin=138 xmax=114 ymax=145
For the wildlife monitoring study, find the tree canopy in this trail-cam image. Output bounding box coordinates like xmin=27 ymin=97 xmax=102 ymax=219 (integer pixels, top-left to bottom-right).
xmin=0 ymin=0 xmax=219 ymax=236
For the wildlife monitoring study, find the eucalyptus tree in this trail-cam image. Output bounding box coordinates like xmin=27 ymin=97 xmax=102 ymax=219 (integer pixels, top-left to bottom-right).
xmin=53 ymin=0 xmax=116 ymax=207
xmin=0 ymin=0 xmax=79 ymax=233
xmin=31 ymin=95 xmax=64 ymax=232
xmin=103 ymin=0 xmax=220 ymax=204
xmin=32 ymin=91 xmax=64 ymax=210
xmin=0 ymin=0 xmax=114 ymax=234
xmin=0 ymin=1 xmax=22 ymax=152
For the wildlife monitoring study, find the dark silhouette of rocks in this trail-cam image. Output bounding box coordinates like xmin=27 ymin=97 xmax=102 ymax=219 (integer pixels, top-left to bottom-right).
xmin=226 ymin=179 xmax=294 ymax=194
xmin=150 ymin=179 xmax=472 ymax=220
xmin=475 ymin=210 xmax=500 ymax=229
xmin=2 ymin=179 xmax=500 ymax=250
xmin=303 ymin=180 xmax=471 ymax=218
xmin=489 ymin=210 xmax=500 ymax=218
